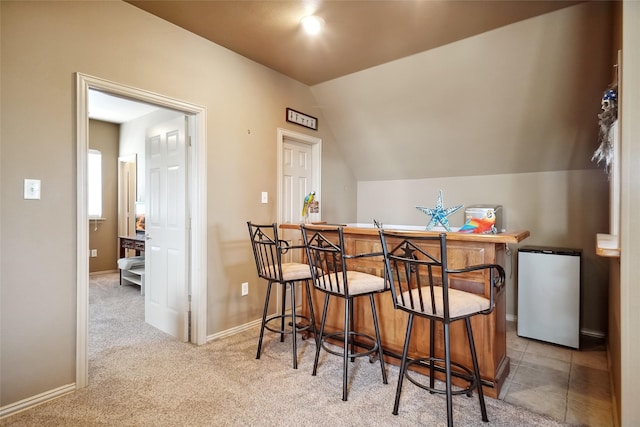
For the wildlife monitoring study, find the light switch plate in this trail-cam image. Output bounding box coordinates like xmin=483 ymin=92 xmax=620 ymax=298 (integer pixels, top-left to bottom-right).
xmin=261 ymin=192 xmax=268 ymax=203
xmin=24 ymin=179 xmax=41 ymax=200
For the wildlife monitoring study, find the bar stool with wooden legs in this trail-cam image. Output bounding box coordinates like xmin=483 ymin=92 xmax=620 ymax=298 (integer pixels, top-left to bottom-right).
xmin=247 ymin=222 xmax=318 ymax=369
xmin=379 ymin=230 xmax=505 ymax=427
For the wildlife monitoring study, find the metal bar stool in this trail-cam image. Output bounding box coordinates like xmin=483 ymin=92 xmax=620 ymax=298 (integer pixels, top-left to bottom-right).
xmin=379 ymin=230 xmax=505 ymax=427
xmin=301 ymin=224 xmax=389 ymax=401
xmin=247 ymin=222 xmax=318 ymax=369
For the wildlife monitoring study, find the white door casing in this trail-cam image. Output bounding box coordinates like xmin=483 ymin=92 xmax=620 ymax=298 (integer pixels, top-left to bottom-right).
xmin=76 ymin=73 xmax=208 ymax=389
xmin=145 ymin=116 xmax=189 ymax=341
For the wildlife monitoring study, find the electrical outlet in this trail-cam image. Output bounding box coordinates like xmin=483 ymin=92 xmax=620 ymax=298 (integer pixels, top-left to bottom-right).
xmin=90 ymin=249 xmax=98 ymax=257
xmin=241 ymin=282 xmax=249 ymax=296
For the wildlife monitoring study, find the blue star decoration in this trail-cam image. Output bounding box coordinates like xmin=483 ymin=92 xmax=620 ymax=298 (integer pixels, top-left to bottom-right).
xmin=416 ymin=190 xmax=463 ymax=231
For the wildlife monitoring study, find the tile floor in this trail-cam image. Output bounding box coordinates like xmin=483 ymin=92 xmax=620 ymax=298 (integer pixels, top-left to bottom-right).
xmin=500 ymin=321 xmax=614 ymax=426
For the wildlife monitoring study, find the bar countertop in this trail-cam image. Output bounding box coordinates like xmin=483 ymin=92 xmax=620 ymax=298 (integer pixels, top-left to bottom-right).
xmin=281 ymin=222 xmax=529 ymax=244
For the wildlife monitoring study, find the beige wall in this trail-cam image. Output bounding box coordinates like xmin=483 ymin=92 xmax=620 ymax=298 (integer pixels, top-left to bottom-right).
xmin=88 ymin=119 xmax=120 ymax=273
xmin=608 ymin=258 xmax=621 ymax=425
xmin=358 ymin=169 xmax=610 ymax=333
xmin=329 ymin=0 xmax=614 ymax=337
xmin=0 ymin=0 xmax=354 ymax=406
xmin=311 ymin=2 xmax=614 ymax=182
xmin=2 ymin=0 xmax=638 ymax=421
xmin=619 ymin=3 xmax=640 ymax=425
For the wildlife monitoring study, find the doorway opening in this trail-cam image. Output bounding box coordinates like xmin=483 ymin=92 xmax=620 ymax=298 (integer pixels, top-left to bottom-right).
xmin=76 ymin=73 xmax=208 ymax=389
xmin=277 ymin=127 xmax=322 ymax=227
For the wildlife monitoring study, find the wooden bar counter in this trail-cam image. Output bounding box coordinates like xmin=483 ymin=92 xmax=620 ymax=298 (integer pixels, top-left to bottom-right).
xmin=280 ymin=223 xmax=529 ymax=399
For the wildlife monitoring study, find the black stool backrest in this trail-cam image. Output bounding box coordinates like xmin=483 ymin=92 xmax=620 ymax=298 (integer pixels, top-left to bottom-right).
xmin=247 ymin=222 xmax=290 ymax=282
xmin=381 ymin=231 xmax=452 ymax=320
xmin=379 ymin=230 xmax=504 ymax=323
xmin=300 ymin=224 xmax=350 ymax=296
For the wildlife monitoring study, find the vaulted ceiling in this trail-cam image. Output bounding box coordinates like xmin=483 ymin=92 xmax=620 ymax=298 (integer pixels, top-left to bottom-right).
xmin=126 ymin=0 xmax=581 ymax=86
xmin=124 ymin=1 xmax=611 ymax=182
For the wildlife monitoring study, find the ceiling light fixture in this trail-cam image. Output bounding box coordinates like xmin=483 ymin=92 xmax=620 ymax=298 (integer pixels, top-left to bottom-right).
xmin=300 ymin=15 xmax=324 ymax=35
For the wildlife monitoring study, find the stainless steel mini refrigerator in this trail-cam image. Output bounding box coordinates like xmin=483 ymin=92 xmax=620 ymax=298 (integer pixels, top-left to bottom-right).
xmin=517 ymin=246 xmax=581 ymax=349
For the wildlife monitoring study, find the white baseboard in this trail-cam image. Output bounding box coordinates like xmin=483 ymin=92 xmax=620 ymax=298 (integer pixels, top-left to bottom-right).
xmin=90 ymin=270 xmax=118 ymax=276
xmin=207 ymin=318 xmax=262 ymax=342
xmin=207 ymin=305 xmax=305 ymax=343
xmin=0 ymin=383 xmax=75 ymax=419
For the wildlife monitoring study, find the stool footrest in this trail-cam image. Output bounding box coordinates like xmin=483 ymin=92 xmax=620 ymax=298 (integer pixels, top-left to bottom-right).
xmin=405 ymin=356 xmax=478 ymax=396
xmin=321 ymin=331 xmax=379 ymax=359
xmin=264 ymin=313 xmax=312 ymax=335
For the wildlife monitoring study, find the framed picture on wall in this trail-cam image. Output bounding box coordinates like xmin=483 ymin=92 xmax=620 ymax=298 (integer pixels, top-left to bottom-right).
xmin=286 ymin=108 xmax=318 ymax=131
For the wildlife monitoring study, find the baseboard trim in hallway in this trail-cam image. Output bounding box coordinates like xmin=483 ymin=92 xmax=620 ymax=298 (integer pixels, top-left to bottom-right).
xmin=0 ymin=383 xmax=76 ymax=419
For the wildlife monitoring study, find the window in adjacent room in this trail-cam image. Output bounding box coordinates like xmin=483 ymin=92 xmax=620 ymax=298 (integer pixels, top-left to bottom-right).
xmin=88 ymin=149 xmax=102 ymax=219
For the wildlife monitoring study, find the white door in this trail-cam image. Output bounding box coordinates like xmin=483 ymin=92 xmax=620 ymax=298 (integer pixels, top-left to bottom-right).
xmin=283 ymin=138 xmax=315 ymax=225
xmin=145 ymin=116 xmax=189 ymax=341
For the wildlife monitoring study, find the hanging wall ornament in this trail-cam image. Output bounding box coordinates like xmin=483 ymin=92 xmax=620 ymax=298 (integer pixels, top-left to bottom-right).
xmin=416 ymin=190 xmax=463 ymax=231
xmin=591 ymin=84 xmax=618 ymax=176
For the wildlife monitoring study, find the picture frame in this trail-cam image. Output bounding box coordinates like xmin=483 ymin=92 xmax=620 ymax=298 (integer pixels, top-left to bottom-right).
xmin=286 ymin=107 xmax=318 ymax=131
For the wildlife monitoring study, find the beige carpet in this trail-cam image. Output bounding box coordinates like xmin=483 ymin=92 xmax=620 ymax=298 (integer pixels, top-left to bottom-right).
xmin=2 ymin=273 xmax=574 ymax=427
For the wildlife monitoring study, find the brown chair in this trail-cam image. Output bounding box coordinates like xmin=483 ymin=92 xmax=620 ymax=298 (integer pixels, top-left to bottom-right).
xmin=379 ymin=230 xmax=505 ymax=427
xmin=301 ymin=224 xmax=388 ymax=401
xmin=247 ymin=222 xmax=318 ymax=369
